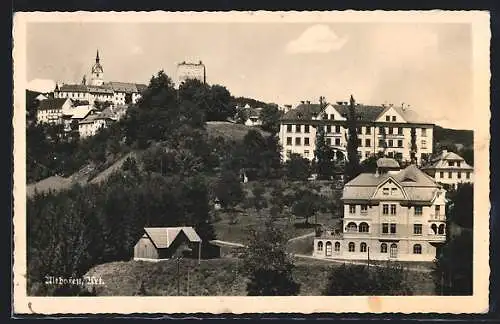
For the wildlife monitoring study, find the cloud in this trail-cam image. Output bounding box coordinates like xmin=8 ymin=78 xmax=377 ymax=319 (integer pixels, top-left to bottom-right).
xmin=27 ymin=79 xmax=56 ymax=93
xmin=286 ymin=24 xmax=348 ymax=54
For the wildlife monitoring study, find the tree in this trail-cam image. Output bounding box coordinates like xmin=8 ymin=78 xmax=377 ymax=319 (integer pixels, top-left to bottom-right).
xmin=323 ymin=263 xmax=412 ymax=296
xmin=214 ymin=170 xmax=245 ymax=210
xmin=259 ymin=103 xmax=282 ymax=134
xmin=344 ymin=95 xmax=361 ymax=182
xmin=447 ymin=183 xmax=473 ymax=229
xmin=410 ymin=127 xmax=417 ymax=164
xmin=208 ymin=84 xmax=234 ymax=121
xmin=433 ymin=230 xmax=473 ymax=295
xmin=251 ymin=184 xmax=267 ymax=212
xmin=291 ymin=189 xmax=321 ymax=225
xmin=241 ymin=216 xmax=300 ymax=296
xmin=284 ymin=153 xmax=311 ymax=181
xmin=314 ymin=125 xmax=335 ymax=180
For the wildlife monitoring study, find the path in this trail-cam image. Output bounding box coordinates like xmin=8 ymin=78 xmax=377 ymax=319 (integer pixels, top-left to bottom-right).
xmin=287 ymin=232 xmax=315 ymax=242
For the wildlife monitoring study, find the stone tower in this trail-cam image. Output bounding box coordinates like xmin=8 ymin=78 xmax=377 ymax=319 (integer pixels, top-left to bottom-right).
xmin=90 ymin=50 xmax=104 ymax=86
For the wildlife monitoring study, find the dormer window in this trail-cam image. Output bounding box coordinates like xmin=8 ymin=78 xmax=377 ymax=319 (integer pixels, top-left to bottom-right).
xmin=386 ymin=116 xmax=390 ymax=121
xmin=448 ymin=161 xmax=454 ymax=167
xmin=392 ymin=116 xmax=396 ymax=122
xmin=330 ymin=114 xmax=335 ymax=120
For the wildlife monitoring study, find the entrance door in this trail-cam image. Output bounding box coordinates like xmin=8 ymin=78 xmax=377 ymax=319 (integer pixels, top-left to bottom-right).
xmin=325 ymin=241 xmax=332 ymax=256
xmin=390 ymin=243 xmax=398 ymax=258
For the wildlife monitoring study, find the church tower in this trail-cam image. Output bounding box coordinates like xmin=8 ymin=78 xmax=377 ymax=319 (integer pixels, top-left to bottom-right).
xmin=90 ymin=50 xmax=104 ymax=86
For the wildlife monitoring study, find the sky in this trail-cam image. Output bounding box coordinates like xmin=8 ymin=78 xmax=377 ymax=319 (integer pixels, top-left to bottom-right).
xmin=26 ymin=22 xmax=473 ymax=129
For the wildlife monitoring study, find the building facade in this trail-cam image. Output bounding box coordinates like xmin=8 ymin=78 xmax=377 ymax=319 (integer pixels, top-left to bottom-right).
xmin=313 ymin=159 xmax=447 ymax=262
xmin=36 ymin=98 xmax=73 ymax=124
xmin=421 ymin=150 xmax=474 ymax=190
xmin=53 ymin=51 xmax=146 ymax=107
xmin=176 ymin=61 xmax=206 ymax=87
xmin=279 ymin=100 xmax=434 ymax=164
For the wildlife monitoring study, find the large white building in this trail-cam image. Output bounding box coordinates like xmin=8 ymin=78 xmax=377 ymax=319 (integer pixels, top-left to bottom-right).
xmin=279 ymin=99 xmax=434 ymax=165
xmin=313 ymin=158 xmax=447 ymax=262
xmin=421 ymin=150 xmax=473 ymax=190
xmin=53 ymin=51 xmax=147 ymax=107
xmin=36 ymin=98 xmax=73 ymax=124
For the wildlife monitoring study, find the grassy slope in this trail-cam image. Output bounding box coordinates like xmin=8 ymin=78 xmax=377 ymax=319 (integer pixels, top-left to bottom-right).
xmin=85 ymin=257 xmax=435 ymax=296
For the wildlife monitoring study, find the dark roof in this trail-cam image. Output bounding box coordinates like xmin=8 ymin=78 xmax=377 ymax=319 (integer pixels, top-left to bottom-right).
xmin=38 ymin=98 xmax=69 ymax=111
xmin=58 ymin=84 xmax=88 ymax=93
xmin=334 ymin=105 xmax=386 ymax=122
xmin=135 ymin=83 xmax=148 ymax=92
xmin=376 ymin=158 xmax=400 ymax=169
xmin=282 ymin=103 xmax=322 ymax=120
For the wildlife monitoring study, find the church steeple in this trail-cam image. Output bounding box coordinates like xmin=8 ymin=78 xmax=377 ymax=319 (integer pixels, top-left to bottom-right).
xmin=96 ymin=49 xmax=100 ymax=63
xmin=91 ymin=49 xmax=104 ymax=86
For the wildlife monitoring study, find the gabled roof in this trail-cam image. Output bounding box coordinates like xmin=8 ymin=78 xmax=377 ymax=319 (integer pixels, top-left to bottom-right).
xmin=38 ymin=98 xmax=70 ymax=111
xmin=144 ymin=227 xmax=201 ymax=249
xmin=64 ymin=105 xmax=94 ymax=119
xmin=106 ymin=81 xmax=139 ymax=93
xmin=422 ymin=150 xmax=473 ymax=170
xmin=59 ymin=84 xmax=88 ymax=93
xmin=87 ymin=85 xmax=114 ymax=94
xmin=281 ymin=102 xmax=429 ymax=124
xmin=342 ymin=164 xmax=441 ymax=202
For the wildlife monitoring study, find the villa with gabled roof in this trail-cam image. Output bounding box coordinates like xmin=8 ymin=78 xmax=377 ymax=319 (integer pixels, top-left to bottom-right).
xmin=313 ymin=158 xmax=447 ymax=262
xmin=421 ymin=149 xmax=473 ymax=190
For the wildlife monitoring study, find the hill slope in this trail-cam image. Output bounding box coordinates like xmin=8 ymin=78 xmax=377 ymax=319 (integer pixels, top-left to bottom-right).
xmin=434 ymin=125 xmax=473 ymax=149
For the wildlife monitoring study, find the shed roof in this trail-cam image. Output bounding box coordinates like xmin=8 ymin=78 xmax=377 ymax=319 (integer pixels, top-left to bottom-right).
xmin=144 ymin=227 xmax=201 ymax=249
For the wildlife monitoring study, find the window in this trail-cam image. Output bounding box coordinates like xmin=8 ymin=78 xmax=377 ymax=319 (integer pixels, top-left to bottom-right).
xmin=334 ymin=242 xmax=340 ymax=252
xmin=388 ymin=128 xmax=393 ymax=135
xmin=317 ymin=241 xmax=323 ymax=251
xmin=438 ymin=224 xmax=445 ymax=235
xmin=398 ymin=127 xmax=403 ymax=135
xmin=357 ymin=127 xmax=363 ymax=134
xmin=381 ymin=243 xmax=388 ymax=253
xmin=431 ymin=223 xmax=438 ymax=234
xmin=388 ymin=140 xmax=393 ymax=147
xmin=295 ymin=137 xmax=301 ymax=146
xmin=435 ymin=205 xmax=441 ymax=216
xmin=335 ymin=138 xmax=341 ymax=146
xmin=304 ymin=150 xmax=309 ymax=158
xmin=348 ymin=242 xmax=355 ymax=252
xmin=383 ymin=204 xmax=389 ymax=214
xmin=440 ymin=171 xmax=444 ymax=178
xmin=421 ymin=128 xmax=427 ymax=137
xmin=335 ymin=125 xmax=341 ymax=133
xmin=413 ymin=244 xmax=422 ymax=254
xmin=325 ymin=241 xmax=332 ymax=256
xmin=361 ymin=205 xmax=368 ymax=213
xmin=296 ymin=125 xmax=302 ymax=133
xmin=304 ymin=137 xmax=310 ymax=146
xmin=386 ymin=116 xmax=390 ymax=121
xmin=466 ymin=172 xmax=471 ymax=179
xmin=448 ymin=161 xmax=454 ymax=167
xmin=390 ymin=204 xmax=397 ymax=215
xmin=286 ymin=125 xmax=292 ymax=132
xmin=304 ymin=125 xmax=310 ymax=133
xmin=397 ymin=140 xmax=403 ymax=147
xmin=330 ymin=114 xmax=335 ymax=120
xmin=349 ymin=205 xmax=356 ymax=214
xmin=382 ymin=223 xmax=389 ymax=234
xmin=326 ymin=125 xmax=331 ymax=133
xmin=413 ymin=224 xmax=422 ymax=235
xmin=390 ymin=223 xmax=397 ymax=234
xmin=379 ymin=126 xmax=385 ymax=134
xmin=457 ymin=172 xmax=462 ymax=179
xmin=392 ymin=116 xmax=396 ymax=122
xmin=358 ymin=138 xmax=362 ymax=147
xmin=379 ymin=139 xmax=385 ymax=147
xmin=390 ymin=243 xmax=398 ymax=258
xmin=286 ymin=137 xmax=292 ymax=145
xmin=365 ymin=139 xmax=371 ymax=147
xmin=448 ymin=172 xmax=452 ymax=179
xmin=359 ymin=222 xmax=369 ymax=233
xmin=360 ymin=242 xmax=367 ymax=253
xmin=421 ymin=140 xmax=427 ymax=149
xmin=346 ymin=222 xmax=357 ymax=232
xmin=366 ymin=127 xmax=371 ymax=135
xmin=383 ymin=189 xmax=389 ymax=196
xmin=326 ymin=138 xmax=332 ymax=145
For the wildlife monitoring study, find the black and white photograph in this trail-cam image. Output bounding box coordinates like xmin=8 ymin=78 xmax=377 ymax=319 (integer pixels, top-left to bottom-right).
xmin=12 ymin=11 xmax=490 ymax=314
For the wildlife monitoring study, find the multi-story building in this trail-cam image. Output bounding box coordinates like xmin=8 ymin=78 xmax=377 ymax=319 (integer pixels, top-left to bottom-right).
xmin=176 ymin=61 xmax=206 ymax=88
xmin=421 ymin=150 xmax=474 ymax=190
xmin=78 ymin=108 xmax=115 ymax=138
xmin=279 ymin=99 xmax=434 ymax=164
xmin=312 ymin=158 xmax=447 ymax=262
xmin=53 ymin=50 xmax=146 ymax=107
xmin=36 ymin=98 xmax=73 ymax=124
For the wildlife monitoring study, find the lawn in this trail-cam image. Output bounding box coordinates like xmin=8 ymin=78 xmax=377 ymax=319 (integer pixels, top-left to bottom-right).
xmin=85 ymin=257 xmax=436 ymax=296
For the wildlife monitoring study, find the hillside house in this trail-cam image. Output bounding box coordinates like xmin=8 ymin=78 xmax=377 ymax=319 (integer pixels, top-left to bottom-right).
xmin=62 ymin=105 xmax=94 ymax=132
xmin=279 ymin=98 xmax=433 ymax=165
xmin=421 ymin=150 xmax=473 ymax=190
xmin=244 ymin=107 xmax=263 ymax=127
xmin=36 ymin=97 xmax=73 ymax=125
xmin=78 ymin=109 xmax=114 ymax=138
xmin=313 ymin=158 xmax=447 ymax=262
xmin=133 ymin=227 xmax=202 ymax=261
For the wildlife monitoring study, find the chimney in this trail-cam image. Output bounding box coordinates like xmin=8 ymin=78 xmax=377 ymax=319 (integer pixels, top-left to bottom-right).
xmin=300 ymin=100 xmax=305 ymax=104
xmin=306 ymin=100 xmax=311 ymax=104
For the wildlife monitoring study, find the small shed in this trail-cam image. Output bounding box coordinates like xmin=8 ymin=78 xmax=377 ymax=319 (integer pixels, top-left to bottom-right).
xmin=133 ymin=227 xmax=202 ymax=261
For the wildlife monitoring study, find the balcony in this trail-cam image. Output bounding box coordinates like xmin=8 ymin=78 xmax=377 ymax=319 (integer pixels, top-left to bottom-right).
xmin=429 ymin=214 xmax=446 ymax=222
xmin=428 ymin=234 xmax=446 ymax=243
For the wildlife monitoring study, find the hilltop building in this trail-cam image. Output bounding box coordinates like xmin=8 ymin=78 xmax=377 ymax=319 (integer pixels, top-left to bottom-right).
xmin=421 ymin=150 xmax=474 ymax=190
xmin=53 ymin=50 xmax=147 ymax=107
xmin=278 ymin=98 xmax=434 ymax=165
xmin=313 ymin=158 xmax=447 ymax=262
xmin=176 ymin=61 xmax=206 ymax=88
